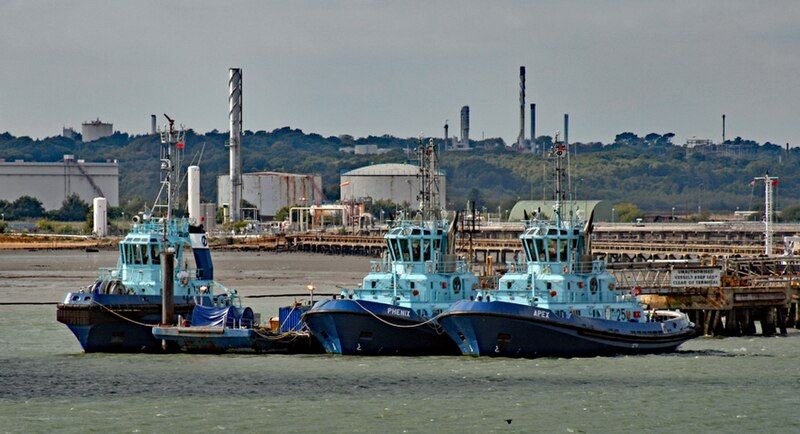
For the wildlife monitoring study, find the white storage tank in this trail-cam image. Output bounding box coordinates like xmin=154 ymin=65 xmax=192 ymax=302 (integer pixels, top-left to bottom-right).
xmin=81 ymin=118 xmax=113 ymax=142
xmin=93 ymin=197 xmax=107 ymax=237
xmin=187 ymin=165 xmax=201 ymax=223
xmin=217 ymin=172 xmax=323 ymax=219
xmin=340 ymin=163 xmax=446 ymax=207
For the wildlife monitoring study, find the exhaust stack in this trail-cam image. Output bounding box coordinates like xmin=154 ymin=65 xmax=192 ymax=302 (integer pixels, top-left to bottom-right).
xmin=460 ymin=106 xmax=469 ymax=148
xmin=517 ymin=66 xmax=526 ymax=151
xmin=228 ymin=68 xmax=243 ymax=223
xmin=722 ymin=114 xmax=726 ymax=143
xmin=443 ymin=121 xmax=449 ymax=153
xmin=530 ymin=103 xmax=536 ymax=154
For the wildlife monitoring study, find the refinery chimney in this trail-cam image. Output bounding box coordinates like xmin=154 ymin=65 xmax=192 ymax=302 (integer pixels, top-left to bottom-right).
xmin=722 ymin=114 xmax=726 ymax=143
xmin=460 ymin=106 xmax=470 ymax=148
xmin=530 ymin=103 xmax=536 ymax=154
xmin=443 ymin=121 xmax=449 ymax=153
xmin=517 ymin=66 xmax=526 ymax=151
xmin=228 ymin=68 xmax=243 ymax=223
xmin=150 ymin=114 xmax=157 ymax=135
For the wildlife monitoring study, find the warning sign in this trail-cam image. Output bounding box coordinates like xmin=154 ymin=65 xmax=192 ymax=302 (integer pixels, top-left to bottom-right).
xmin=670 ymin=268 xmax=721 ymax=287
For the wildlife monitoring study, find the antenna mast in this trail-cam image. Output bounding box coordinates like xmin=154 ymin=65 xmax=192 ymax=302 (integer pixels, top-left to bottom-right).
xmin=417 ymin=137 xmax=441 ymax=220
xmin=551 ymin=133 xmax=567 ymax=223
xmin=754 ymin=172 xmax=778 ymax=255
xmin=155 ymin=114 xmax=185 ymax=221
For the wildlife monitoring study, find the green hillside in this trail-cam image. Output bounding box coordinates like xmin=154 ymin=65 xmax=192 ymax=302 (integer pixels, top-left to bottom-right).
xmin=0 ymin=129 xmax=795 ymax=214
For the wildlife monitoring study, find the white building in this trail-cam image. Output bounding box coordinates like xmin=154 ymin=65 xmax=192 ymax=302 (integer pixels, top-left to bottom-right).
xmin=81 ymin=118 xmax=113 ymax=142
xmin=0 ymin=155 xmax=119 ymax=210
xmin=340 ymin=163 xmax=446 ymax=206
xmin=217 ymin=171 xmax=323 ymax=219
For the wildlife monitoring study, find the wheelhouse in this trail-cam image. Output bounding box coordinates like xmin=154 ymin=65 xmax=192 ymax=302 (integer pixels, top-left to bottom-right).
xmin=384 ymin=224 xmax=447 ymax=264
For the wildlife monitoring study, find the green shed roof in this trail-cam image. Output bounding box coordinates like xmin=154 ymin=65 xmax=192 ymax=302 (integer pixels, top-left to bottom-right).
xmin=508 ymin=200 xmax=614 ymax=222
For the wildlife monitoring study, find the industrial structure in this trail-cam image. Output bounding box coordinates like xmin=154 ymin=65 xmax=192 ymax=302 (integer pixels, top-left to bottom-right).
xmin=339 ymin=144 xmax=390 ymax=155
xmin=448 ymin=106 xmax=470 ymax=151
xmin=228 ymin=68 xmax=243 ymax=223
xmin=340 ymin=163 xmax=446 ymax=207
xmin=508 ymin=200 xmax=614 ymax=222
xmin=530 ymin=103 xmax=536 ymax=154
xmin=217 ymin=171 xmax=323 ymax=220
xmin=0 ymin=155 xmax=119 ymax=210
xmin=81 ymin=118 xmax=113 ymax=142
xmin=62 ymin=127 xmax=78 ymax=140
xmin=516 ymin=66 xmax=526 ymax=151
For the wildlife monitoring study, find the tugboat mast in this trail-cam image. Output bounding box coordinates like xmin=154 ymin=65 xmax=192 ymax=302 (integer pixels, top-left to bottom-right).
xmin=551 ymin=133 xmax=567 ymax=224
xmin=417 ymin=137 xmax=441 ymax=220
xmin=154 ymin=114 xmax=185 ymax=222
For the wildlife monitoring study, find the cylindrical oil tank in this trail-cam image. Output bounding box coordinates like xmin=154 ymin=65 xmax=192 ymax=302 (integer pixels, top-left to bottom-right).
xmin=187 ymin=165 xmax=201 ymax=224
xmin=340 ymin=163 xmax=446 ymax=206
xmin=93 ymin=197 xmax=107 ymax=237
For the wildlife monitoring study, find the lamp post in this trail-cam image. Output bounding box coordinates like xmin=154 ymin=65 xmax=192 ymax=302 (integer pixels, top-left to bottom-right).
xmin=611 ymin=207 xmax=616 ymax=223
xmin=671 ymin=207 xmax=675 ymax=222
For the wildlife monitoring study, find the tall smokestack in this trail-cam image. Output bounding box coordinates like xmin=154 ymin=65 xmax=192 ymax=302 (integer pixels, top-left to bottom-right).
xmin=530 ymin=103 xmax=536 ymax=154
xmin=228 ymin=68 xmax=243 ymax=223
xmin=518 ymin=66 xmax=526 ymax=151
xmin=460 ymin=106 xmax=470 ymax=148
xmin=564 ymin=113 xmax=569 ymax=146
xmin=150 ymin=114 xmax=157 ymax=135
xmin=722 ymin=114 xmax=726 ymax=143
xmin=443 ymin=121 xmax=449 ymax=153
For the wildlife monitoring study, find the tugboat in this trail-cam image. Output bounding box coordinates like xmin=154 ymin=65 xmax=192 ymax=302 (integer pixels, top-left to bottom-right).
xmin=303 ymin=139 xmax=479 ymax=355
xmin=57 ymin=116 xmax=240 ymax=352
xmin=438 ymin=137 xmax=696 ymax=358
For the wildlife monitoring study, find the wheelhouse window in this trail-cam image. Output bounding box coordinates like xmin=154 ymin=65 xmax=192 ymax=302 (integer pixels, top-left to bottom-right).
xmin=397 ymin=239 xmax=411 ymax=262
xmin=420 ymin=238 xmax=431 ymax=262
xmin=410 ymin=238 xmax=421 ymax=262
xmin=150 ymin=245 xmax=161 ymax=265
xmin=132 ymin=244 xmax=144 ymax=265
xmin=534 ymin=239 xmax=545 ymax=262
xmin=558 ymin=238 xmax=569 ymax=263
xmin=546 ymin=239 xmax=557 ymax=262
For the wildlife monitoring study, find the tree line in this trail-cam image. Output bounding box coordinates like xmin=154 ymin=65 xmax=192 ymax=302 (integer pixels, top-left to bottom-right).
xmin=1 ymin=128 xmax=798 ymax=220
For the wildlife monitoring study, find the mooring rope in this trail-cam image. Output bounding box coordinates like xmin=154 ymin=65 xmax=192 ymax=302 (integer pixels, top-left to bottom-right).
xmin=90 ymin=299 xmax=160 ymax=328
xmin=352 ymin=299 xmax=444 ymax=329
xmin=250 ymin=327 xmax=304 ymax=342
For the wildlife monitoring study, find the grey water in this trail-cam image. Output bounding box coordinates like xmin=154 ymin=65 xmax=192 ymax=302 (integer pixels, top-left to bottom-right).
xmin=1 ymin=251 xmax=798 ymax=433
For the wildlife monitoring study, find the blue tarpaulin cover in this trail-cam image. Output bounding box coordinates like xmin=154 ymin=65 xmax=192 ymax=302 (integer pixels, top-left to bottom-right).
xmin=190 ymin=305 xmax=255 ymax=327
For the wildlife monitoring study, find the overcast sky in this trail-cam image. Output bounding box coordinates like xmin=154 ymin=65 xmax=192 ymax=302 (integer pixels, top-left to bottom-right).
xmin=1 ymin=0 xmax=798 ymax=145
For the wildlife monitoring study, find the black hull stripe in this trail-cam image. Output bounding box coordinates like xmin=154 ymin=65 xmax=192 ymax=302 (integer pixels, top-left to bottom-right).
xmin=443 ymin=311 xmax=696 ymax=344
xmin=304 ymin=309 xmax=431 ymax=328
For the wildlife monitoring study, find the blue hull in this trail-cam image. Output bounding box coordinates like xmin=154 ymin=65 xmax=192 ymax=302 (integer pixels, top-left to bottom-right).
xmin=439 ymin=300 xmax=697 ymax=358
xmin=57 ymin=294 xmax=198 ymax=352
xmin=303 ymin=299 xmax=459 ymax=356
xmin=66 ymin=320 xmax=160 ymax=353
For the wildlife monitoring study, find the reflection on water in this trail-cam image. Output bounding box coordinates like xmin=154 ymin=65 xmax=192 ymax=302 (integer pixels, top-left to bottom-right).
xmin=1 ymin=252 xmax=799 ymax=432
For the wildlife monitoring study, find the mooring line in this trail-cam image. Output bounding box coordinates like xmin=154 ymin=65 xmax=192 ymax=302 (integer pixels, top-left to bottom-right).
xmin=352 ymin=299 xmax=444 ymax=329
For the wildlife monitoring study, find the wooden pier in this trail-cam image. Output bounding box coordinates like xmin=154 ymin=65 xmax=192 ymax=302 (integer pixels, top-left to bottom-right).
xmin=609 ymin=257 xmax=799 ymax=336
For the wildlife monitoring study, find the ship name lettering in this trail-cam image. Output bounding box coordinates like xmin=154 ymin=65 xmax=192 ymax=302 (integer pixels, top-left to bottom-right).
xmin=387 ymin=308 xmax=411 ymax=317
xmin=531 ymin=309 xmax=550 ymax=319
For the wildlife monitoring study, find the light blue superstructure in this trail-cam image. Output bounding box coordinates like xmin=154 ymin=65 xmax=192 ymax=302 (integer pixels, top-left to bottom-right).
xmin=439 ymin=140 xmax=696 ymax=358
xmin=304 ymin=218 xmax=479 ymax=355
